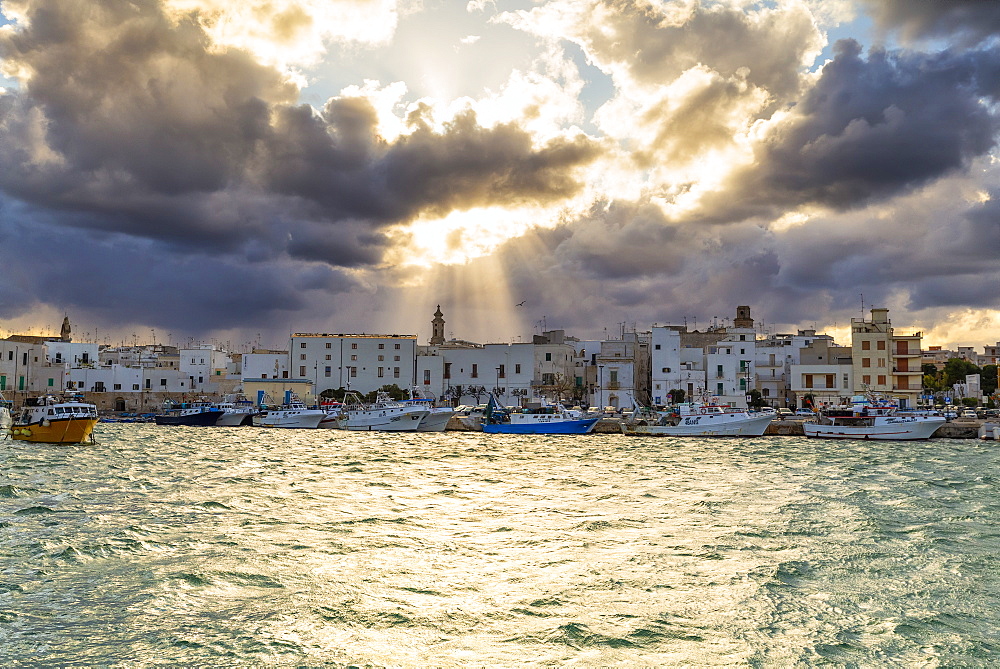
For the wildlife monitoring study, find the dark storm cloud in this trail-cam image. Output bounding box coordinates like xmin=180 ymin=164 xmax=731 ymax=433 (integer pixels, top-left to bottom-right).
xmin=699 ymin=39 xmax=1000 ymax=220
xmin=262 ymin=101 xmax=601 ymax=223
xmin=860 ymin=0 xmax=1000 ymax=47
xmin=0 ymin=0 xmax=602 ymax=265
xmin=0 ymin=204 xmax=359 ymax=331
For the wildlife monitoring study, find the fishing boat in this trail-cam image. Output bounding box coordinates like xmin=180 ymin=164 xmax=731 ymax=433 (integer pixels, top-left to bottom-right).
xmin=803 ymin=394 xmax=945 ymax=440
xmin=481 ymin=395 xmax=599 ymax=435
xmin=10 ymin=394 xmax=99 ymax=444
xmin=408 ymin=388 xmax=458 ymax=432
xmin=624 ymin=399 xmax=773 ymax=437
xmin=252 ymin=393 xmax=325 ymax=429
xmin=316 ymin=400 xmax=345 ymax=429
xmin=154 ymin=399 xmax=224 ymax=426
xmin=214 ymin=393 xmax=258 ymax=427
xmin=342 ymin=391 xmax=429 ymax=431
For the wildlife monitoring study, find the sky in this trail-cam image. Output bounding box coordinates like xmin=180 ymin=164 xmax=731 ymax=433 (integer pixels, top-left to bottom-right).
xmin=0 ymin=0 xmax=998 ymax=351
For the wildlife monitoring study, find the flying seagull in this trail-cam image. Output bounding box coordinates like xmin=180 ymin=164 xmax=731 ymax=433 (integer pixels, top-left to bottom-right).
xmin=516 ymin=300 xmax=526 ymax=307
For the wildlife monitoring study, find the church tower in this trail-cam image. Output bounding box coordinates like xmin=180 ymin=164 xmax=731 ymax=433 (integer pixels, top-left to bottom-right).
xmin=60 ymin=316 xmax=72 ymax=342
xmin=430 ymin=305 xmax=445 ymax=345
xmin=733 ymin=305 xmax=753 ymax=329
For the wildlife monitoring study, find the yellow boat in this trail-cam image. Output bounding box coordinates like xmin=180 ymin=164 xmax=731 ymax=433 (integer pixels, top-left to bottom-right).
xmin=10 ymin=395 xmax=98 ymax=444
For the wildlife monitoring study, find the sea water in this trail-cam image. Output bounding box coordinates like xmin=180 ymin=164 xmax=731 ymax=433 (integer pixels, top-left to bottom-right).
xmin=1 ymin=425 xmax=998 ymax=666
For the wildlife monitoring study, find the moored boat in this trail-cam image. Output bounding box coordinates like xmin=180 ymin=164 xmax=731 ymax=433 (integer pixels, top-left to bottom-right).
xmin=342 ymin=391 xmax=429 ymax=432
xmin=10 ymin=394 xmax=99 ymax=444
xmin=408 ymin=388 xmax=458 ymax=432
xmin=803 ymin=394 xmax=945 ymax=440
xmin=154 ymin=399 xmax=224 ymax=426
xmin=252 ymin=393 xmax=325 ymax=429
xmin=215 ymin=393 xmax=258 ymax=427
xmin=624 ymin=400 xmax=773 ymax=437
xmin=482 ymin=395 xmax=598 ymax=435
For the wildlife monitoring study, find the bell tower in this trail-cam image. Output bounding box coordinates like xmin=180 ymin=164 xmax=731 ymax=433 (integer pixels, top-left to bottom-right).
xmin=733 ymin=305 xmax=753 ymax=329
xmin=60 ymin=316 xmax=72 ymax=342
xmin=430 ymin=305 xmax=445 ymax=345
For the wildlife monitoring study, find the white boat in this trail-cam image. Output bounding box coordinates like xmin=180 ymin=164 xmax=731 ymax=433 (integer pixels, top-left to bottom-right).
xmin=978 ymin=423 xmax=1000 ymax=441
xmin=624 ymin=400 xmax=773 ymax=437
xmin=408 ymin=388 xmax=458 ymax=432
xmin=253 ymin=394 xmax=325 ymax=429
xmin=342 ymin=391 xmax=429 ymax=432
xmin=215 ymin=394 xmax=258 ymax=427
xmin=317 ymin=401 xmax=346 ymax=429
xmin=803 ymin=394 xmax=945 ymax=440
xmin=10 ymin=394 xmax=99 ymax=444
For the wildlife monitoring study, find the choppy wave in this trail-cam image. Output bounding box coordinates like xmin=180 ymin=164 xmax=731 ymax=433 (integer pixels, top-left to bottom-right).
xmin=1 ymin=426 xmax=999 ymax=665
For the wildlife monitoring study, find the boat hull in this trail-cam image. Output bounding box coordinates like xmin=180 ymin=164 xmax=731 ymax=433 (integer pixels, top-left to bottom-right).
xmin=417 ymin=410 xmax=457 ymax=432
xmin=11 ymin=417 xmax=98 ymax=444
xmin=154 ymin=410 xmax=224 ymax=426
xmin=625 ymin=413 xmax=772 ymax=437
xmin=804 ymin=417 xmax=945 ymax=440
xmin=483 ymin=418 xmax=599 ymax=435
xmin=254 ymin=411 xmax=325 ymax=428
xmin=215 ymin=411 xmax=256 ymax=427
xmin=344 ymin=410 xmax=428 ymax=431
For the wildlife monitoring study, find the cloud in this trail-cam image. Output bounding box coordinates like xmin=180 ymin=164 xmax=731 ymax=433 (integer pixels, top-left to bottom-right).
xmin=696 ymin=39 xmax=1000 ymax=220
xmin=859 ymin=0 xmax=1000 ymax=47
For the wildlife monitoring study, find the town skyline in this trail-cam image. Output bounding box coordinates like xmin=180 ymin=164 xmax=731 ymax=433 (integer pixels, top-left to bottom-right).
xmin=1 ymin=1 xmax=998 ymax=350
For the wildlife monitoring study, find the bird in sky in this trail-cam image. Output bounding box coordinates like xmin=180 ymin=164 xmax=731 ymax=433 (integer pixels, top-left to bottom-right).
xmin=516 ymin=301 xmax=526 ymax=307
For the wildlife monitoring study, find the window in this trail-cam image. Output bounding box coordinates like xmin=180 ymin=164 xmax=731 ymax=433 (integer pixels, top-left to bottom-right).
xmin=378 ymin=343 xmax=385 ymax=349
xmin=655 ymin=344 xmax=661 ymax=350
xmin=877 ymin=375 xmax=886 ymax=385
xmin=610 ymin=370 xmax=618 ymax=384
xmin=47 ymin=378 xmax=54 ymax=387
xmin=739 ymin=378 xmax=746 ymax=390
xmin=160 ymin=379 xmax=167 ymax=387
xmin=395 ymin=343 xmax=400 ymax=349
xmin=325 ymin=355 xmax=331 ymax=360
xmin=471 ymin=364 xmax=478 ymax=378
xmin=351 ymin=355 xmax=357 ymax=361
xmin=351 ymin=343 xmax=358 ymax=349
xmin=498 ymin=364 xmax=505 ymax=379
xmin=325 ymin=366 xmax=332 ymax=377
xmin=394 ymin=367 xmax=400 ymax=379
xmin=444 ymin=362 xmax=451 ymax=379
xmin=133 ymin=384 xmax=140 ymax=390
xmin=145 ymin=379 xmax=151 ymax=389
xmin=378 ymin=367 xmax=384 ymax=378
xmin=843 ymin=374 xmax=849 ymax=389
xmin=542 ymin=373 xmax=555 ymax=385
xmin=515 ymin=364 xmax=521 ymax=374
xmin=350 ymin=367 xmax=357 ymax=378
xmin=863 ymin=375 xmax=871 ymax=385
xmin=877 ymin=340 xmax=886 ymax=350
xmin=300 ymin=366 xmax=306 ymax=376
xmin=862 ymin=358 xmax=871 ymax=368
xmin=878 ymin=358 xmax=886 ymax=368
xmin=424 ymin=370 xmax=431 ymax=384
xmin=662 ymin=367 xmax=670 ymax=373
xmin=826 ymin=374 xmax=835 ymax=388
xmin=717 ymin=382 xmax=724 ymax=395
xmin=378 ymin=355 xmax=384 ymax=361
xmin=394 ymin=356 xmax=400 ymax=361
xmin=300 ymin=354 xmax=306 ymax=360
xmin=804 ymin=374 xmax=813 ymax=388
xmin=545 ymin=353 xmax=551 ymax=361
xmin=862 ymin=340 xmax=871 ymax=350
xmin=300 ymin=342 xmax=306 ymax=348
xmin=717 ymin=365 xmax=724 ymax=378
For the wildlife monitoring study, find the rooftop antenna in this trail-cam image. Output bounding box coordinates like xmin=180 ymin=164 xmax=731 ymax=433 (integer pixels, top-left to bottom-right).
xmin=860 ymin=293 xmax=865 ymax=318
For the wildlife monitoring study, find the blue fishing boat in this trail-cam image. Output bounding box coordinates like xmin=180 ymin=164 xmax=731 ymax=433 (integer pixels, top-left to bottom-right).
xmin=481 ymin=395 xmax=599 ymax=435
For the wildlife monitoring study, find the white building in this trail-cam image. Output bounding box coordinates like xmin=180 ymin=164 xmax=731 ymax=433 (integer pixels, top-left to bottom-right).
xmin=289 ymin=333 xmax=417 ymax=396
xmin=595 ymin=331 xmax=650 ymax=410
